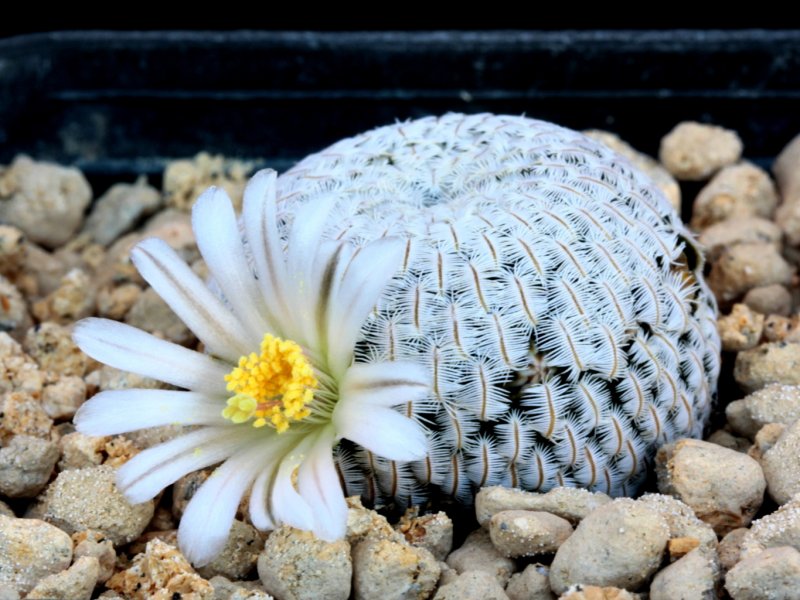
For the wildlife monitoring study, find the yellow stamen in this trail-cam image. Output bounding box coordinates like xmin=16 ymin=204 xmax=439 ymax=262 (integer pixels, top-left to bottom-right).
xmin=222 ymin=334 xmax=317 ymax=433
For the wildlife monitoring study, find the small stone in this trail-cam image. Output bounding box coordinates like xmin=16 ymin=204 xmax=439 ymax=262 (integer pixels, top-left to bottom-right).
xmin=735 ymin=342 xmax=800 ymax=393
xmin=475 ymin=486 xmax=611 ymax=526
xmin=432 ymin=570 xmax=509 ymax=600
xmin=760 ymin=420 xmax=800 ymax=504
xmin=82 ymin=177 xmax=162 ymax=246
xmin=707 ymin=429 xmax=751 ymax=452
xmin=0 ymin=391 xmax=53 ymax=440
xmin=725 ymin=546 xmax=800 ymax=600
xmin=172 ymin=469 xmax=211 ymax=519
xmin=659 ymin=121 xmax=743 ymax=181
xmin=667 ymin=537 xmax=700 ymax=560
xmin=505 ymin=564 xmax=553 ymax=600
xmin=698 ymin=216 xmax=782 ymax=262
xmin=107 ymin=538 xmax=213 ymax=600
xmin=96 ymin=283 xmax=142 ymax=320
xmin=690 ymin=162 xmax=778 ymax=229
xmin=143 ymin=209 xmax=199 ymax=263
xmin=489 ymin=510 xmax=573 ymax=558
xmin=636 ymin=494 xmax=718 ymax=552
xmin=257 ymin=526 xmax=351 ymax=600
xmin=352 ymin=534 xmax=440 ymax=600
xmin=437 ymin=562 xmax=458 ymax=587
xmin=0 ymin=225 xmax=26 ymax=277
xmin=740 ymin=498 xmax=800 ymax=559
xmin=0 ymin=515 xmax=72 ymax=595
xmin=32 ymin=269 xmax=95 ymax=325
xmin=0 ymin=275 xmax=31 ymax=341
xmin=125 ymin=287 xmax=194 ymax=345
xmin=726 ymin=385 xmax=800 ymax=439
xmin=719 ymin=528 xmax=749 ymax=572
xmin=196 ymin=520 xmax=263 ymax=580
xmin=717 ymin=303 xmax=765 ymax=352
xmin=396 ymin=508 xmax=453 ymax=561
xmin=743 ymin=284 xmax=793 ymax=317
xmin=346 ymin=496 xmax=400 ymax=546
xmin=150 ymin=505 xmax=177 ymax=531
xmin=774 ymin=131 xmax=800 ymax=202
xmin=749 ymin=423 xmax=785 ymax=461
xmin=0 ymin=434 xmax=59 ymax=497
xmin=210 ymin=575 xmax=274 ymax=599
xmin=775 ymin=201 xmax=800 ymax=248
xmin=707 ymin=242 xmax=794 ymax=304
xmin=40 ymin=465 xmax=155 ymax=545
xmin=41 ymin=375 xmax=86 ymax=419
xmin=446 ymin=528 xmax=516 ymax=586
xmin=25 ymin=555 xmax=100 ymax=600
xmin=0 ymin=156 xmax=92 ymax=248
xmin=20 ymin=242 xmax=69 ymax=297
xmin=649 ymin=548 xmax=719 ymax=600
xmin=128 ymin=530 xmax=178 ymax=556
xmin=558 ymin=584 xmax=640 ymax=599
xmin=656 ymin=438 xmax=765 ymax=535
xmin=23 ymin=322 xmax=89 ymax=377
xmin=164 ymin=153 xmax=250 ymax=212
xmin=762 ymin=315 xmax=800 ymax=342
xmin=58 ymin=431 xmax=107 ymax=470
xmin=73 ymin=530 xmax=116 ymax=583
xmin=549 ymin=498 xmax=669 ymax=594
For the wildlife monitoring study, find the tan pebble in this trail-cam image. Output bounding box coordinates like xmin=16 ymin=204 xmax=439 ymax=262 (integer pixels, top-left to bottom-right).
xmin=107 ymin=538 xmax=212 ymax=600
xmin=778 ymin=199 xmax=800 ymax=248
xmin=197 ymin=520 xmax=264 ymax=581
xmin=774 ymin=132 xmax=800 ymax=201
xmin=717 ymin=303 xmax=765 ymax=352
xmin=734 ymin=342 xmax=800 ymax=393
xmin=346 ymin=496 xmax=401 ymax=545
xmin=446 ymin=528 xmax=516 ymax=586
xmin=656 ymin=438 xmax=765 ymax=535
xmin=40 ymin=465 xmax=155 ymax=545
xmin=352 ymin=534 xmax=440 ymax=600
xmin=748 ymin=422 xmax=786 ymax=461
xmin=396 ymin=508 xmax=453 ymax=561
xmin=172 ymin=469 xmax=212 ymax=519
xmin=143 ymin=209 xmax=199 ymax=262
xmin=759 ymin=420 xmax=800 ymax=504
xmin=707 ymin=242 xmax=794 ymax=305
xmin=96 ymin=283 xmax=142 ymax=320
xmin=0 ymin=434 xmax=59 ymax=497
xmin=475 ymin=486 xmax=611 ymax=526
xmin=257 ymin=526 xmax=351 ymax=600
xmin=489 ymin=510 xmax=573 ymax=558
xmin=82 ymin=177 xmax=162 ymax=246
xmin=164 ymin=153 xmax=250 ymax=212
xmin=0 ymin=391 xmax=53 ymax=441
xmin=727 ymin=383 xmax=800 ymax=439
xmin=0 ymin=515 xmax=73 ymax=595
xmin=432 ymin=570 xmax=509 ymax=600
xmin=726 ymin=546 xmax=800 ymax=599
xmin=23 ymin=322 xmax=89 ymax=377
xmin=0 ymin=225 xmax=26 ymax=277
xmin=128 ymin=529 xmax=178 ymax=556
xmin=719 ymin=528 xmax=749 ymax=572
xmin=743 ymin=284 xmax=792 ymax=317
xmin=437 ymin=561 xmax=458 ymax=587
xmin=650 ymin=547 xmax=719 ymax=600
xmin=505 ymin=563 xmax=553 ymax=600
xmin=21 ymin=242 xmax=69 ymax=297
xmin=42 ymin=375 xmax=86 ymax=419
xmin=102 ymin=435 xmax=140 ymax=467
xmin=25 ymin=555 xmax=100 ymax=600
xmin=549 ymin=498 xmax=668 ymax=594
xmin=690 ymin=162 xmax=778 ymax=229
xmin=209 ymin=575 xmax=274 ymax=599
xmin=0 ymin=155 xmax=92 ymax=248
xmin=125 ymin=287 xmax=194 ymax=345
xmin=659 ymin=121 xmax=742 ymax=181
xmin=0 ymin=355 xmax=45 ymax=396
xmin=762 ymin=314 xmax=798 ymax=342
xmin=558 ymin=584 xmax=640 ymax=599
xmin=123 ymin=424 xmax=185 ymax=451
xmin=667 ymin=536 xmax=700 ymax=560
xmin=0 ymin=275 xmax=31 ymax=341
xmin=150 ymin=505 xmax=177 ymax=531
xmin=636 ymin=494 xmax=718 ymax=552
xmin=740 ymin=497 xmax=800 ymax=559
xmin=58 ymin=431 xmax=107 ymax=470
xmin=698 ymin=216 xmax=782 ymax=262
xmin=73 ymin=529 xmax=116 ymax=583
xmin=32 ymin=268 xmax=95 ymax=324
xmin=706 ymin=429 xmax=751 ymax=452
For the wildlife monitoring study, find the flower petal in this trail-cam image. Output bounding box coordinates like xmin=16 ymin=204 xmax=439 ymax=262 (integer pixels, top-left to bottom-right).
xmin=249 ymin=461 xmax=277 ymax=531
xmin=73 ymin=318 xmax=230 ymax=394
xmin=338 ymin=361 xmax=430 ymax=407
xmin=334 ymin=403 xmax=428 ymax=461
xmin=192 ymin=186 xmax=274 ymax=336
xmin=271 ymin=437 xmax=316 ymax=532
xmin=178 ymin=440 xmax=273 ymax=566
xmin=132 ymin=238 xmax=257 ymax=362
xmin=116 ymin=426 xmax=255 ymax=503
xmin=74 ymin=389 xmax=227 ymax=436
xmin=296 ymin=425 xmax=348 ymax=541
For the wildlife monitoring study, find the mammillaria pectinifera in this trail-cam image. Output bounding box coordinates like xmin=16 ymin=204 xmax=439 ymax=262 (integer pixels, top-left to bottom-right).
xmin=74 ymin=113 xmax=720 ymax=564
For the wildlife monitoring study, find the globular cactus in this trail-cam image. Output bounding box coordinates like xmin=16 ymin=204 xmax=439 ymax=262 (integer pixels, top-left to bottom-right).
xmin=276 ymin=113 xmax=720 ymax=504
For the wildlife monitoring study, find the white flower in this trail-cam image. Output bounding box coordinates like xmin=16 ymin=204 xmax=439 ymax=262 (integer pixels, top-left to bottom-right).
xmin=73 ymin=169 xmax=430 ymax=566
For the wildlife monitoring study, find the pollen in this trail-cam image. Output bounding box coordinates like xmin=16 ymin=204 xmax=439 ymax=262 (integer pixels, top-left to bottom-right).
xmin=222 ymin=334 xmax=317 ymax=433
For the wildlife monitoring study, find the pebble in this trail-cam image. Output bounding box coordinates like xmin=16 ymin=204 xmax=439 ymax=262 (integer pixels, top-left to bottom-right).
xmin=775 ymin=200 xmax=800 ymax=248
xmin=257 ymin=526 xmax=352 ymax=600
xmin=649 ymin=548 xmax=719 ymax=600
xmin=716 ymin=303 xmax=765 ymax=352
xmin=743 ymin=283 xmax=792 ymax=316
xmin=23 ymin=322 xmax=89 ymax=377
xmin=58 ymin=431 xmax=107 ymax=470
xmin=352 ymin=534 xmax=440 ymax=600
xmin=143 ymin=209 xmax=199 ymax=263
xmin=0 ymin=515 xmax=73 ymax=595
xmin=636 ymin=493 xmax=718 ymax=552
xmin=489 ymin=510 xmax=573 ymax=558
xmin=446 ymin=528 xmax=516 ymax=586
xmin=196 ymin=519 xmax=263 ymax=580
xmin=96 ymin=282 xmax=142 ymax=320
xmin=346 ymin=496 xmax=401 ymax=546
xmin=698 ymin=216 xmax=782 ymax=262
xmin=396 ymin=509 xmax=453 ymax=561
xmin=432 ymin=570 xmax=509 ymax=600
xmin=106 ymin=538 xmax=213 ymax=600
xmin=659 ymin=121 xmax=743 ymax=181
xmin=558 ymin=584 xmax=640 ymax=599
xmin=25 ymin=555 xmax=100 ymax=600
xmin=739 ymin=497 xmax=800 ymax=559
xmin=734 ymin=342 xmax=800 ymax=393
xmin=656 ymin=438 xmax=765 ymax=535
xmin=42 ymin=375 xmax=87 ymax=419
xmin=125 ymin=287 xmax=194 ymax=346
xmin=0 ymin=225 xmax=26 ymax=277
xmin=706 ymin=428 xmax=751 ymax=453
xmin=0 ymin=434 xmax=59 ymax=497
xmin=39 ymin=464 xmax=155 ymax=545
xmin=0 ymin=391 xmax=53 ymax=440
xmin=163 ymin=152 xmax=250 ymax=211
xmin=0 ymin=155 xmax=92 ymax=248
xmin=83 ymin=177 xmax=162 ymax=246
xmin=774 ymin=131 xmax=800 ymax=201
xmin=172 ymin=469 xmax=211 ymax=518
xmin=719 ymin=528 xmax=749 ymax=572
xmin=210 ymin=575 xmax=274 ymax=599
xmin=728 ymin=384 xmax=800 ymax=439
xmin=748 ymin=423 xmax=785 ymax=462
xmin=762 ymin=314 xmax=799 ymax=342
xmin=18 ymin=241 xmax=68 ymax=297
xmin=0 ymin=275 xmax=32 ymax=341
xmin=73 ymin=530 xmax=117 ymax=583
xmin=32 ymin=268 xmax=96 ymax=325
xmin=691 ymin=162 xmax=778 ymax=229
xmin=504 ymin=564 xmax=553 ymax=600
xmin=707 ymin=242 xmax=794 ymax=304
xmin=548 ymin=498 xmax=669 ymax=594
xmin=475 ymin=486 xmax=611 ymax=526
xmin=725 ymin=546 xmax=800 ymax=599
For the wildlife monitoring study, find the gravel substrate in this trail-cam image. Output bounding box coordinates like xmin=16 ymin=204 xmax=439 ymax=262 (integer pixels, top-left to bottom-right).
xmin=1 ymin=122 xmax=799 ymax=599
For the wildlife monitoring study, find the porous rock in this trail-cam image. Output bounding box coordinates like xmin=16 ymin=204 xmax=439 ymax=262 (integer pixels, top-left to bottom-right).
xmin=690 ymin=162 xmax=778 ymax=229
xmin=706 ymin=428 xmax=751 ymax=453
xmin=23 ymin=321 xmax=89 ymax=377
xmin=0 ymin=434 xmax=59 ymax=497
xmin=725 ymin=546 xmax=800 ymax=600
xmin=163 ymin=152 xmax=250 ymax=212
xmin=489 ymin=510 xmax=573 ymax=558
xmin=0 ymin=391 xmax=53 ymax=440
xmin=210 ymin=575 xmax=274 ymax=599
xmin=698 ymin=216 xmax=782 ymax=262
xmin=740 ymin=496 xmax=800 ymax=560
xmin=32 ymin=268 xmax=95 ymax=325
xmin=73 ymin=530 xmax=116 ymax=583
xmin=25 ymin=555 xmax=100 ymax=600
xmin=549 ymin=498 xmax=669 ymax=594
xmin=636 ymin=493 xmax=718 ymax=551
xmin=649 ymin=548 xmax=719 ymax=600
xmin=446 ymin=528 xmax=516 ymax=586
xmin=735 ymin=342 xmax=800 ymax=393
xmin=58 ymin=431 xmax=107 ymax=470
xmin=707 ymin=242 xmax=794 ymax=304
xmin=0 ymin=515 xmax=73 ymax=595
xmin=0 ymin=275 xmax=31 ymax=340
xmin=727 ymin=384 xmax=800 ymax=438
xmin=42 ymin=375 xmax=87 ymax=419
xmin=432 ymin=570 xmax=508 ymax=600
xmin=719 ymin=528 xmax=749 ymax=572
xmin=96 ymin=282 xmax=142 ymax=320
xmin=124 ymin=287 xmax=194 ymax=345
xmin=743 ymin=283 xmax=792 ymax=316
xmin=0 ymin=225 xmax=26 ymax=277
xmin=475 ymin=486 xmax=611 ymax=526
xmin=558 ymin=584 xmax=640 ymax=599
xmin=659 ymin=121 xmax=742 ymax=181
xmin=717 ymin=303 xmax=764 ymax=352
xmin=396 ymin=508 xmax=453 ymax=561
xmin=196 ymin=519 xmax=263 ymax=580
xmin=346 ymin=496 xmax=400 ymax=545
xmin=83 ymin=177 xmax=162 ymax=246
xmin=352 ymin=534 xmax=440 ymax=600
xmin=756 ymin=421 xmax=800 ymax=504
xmin=505 ymin=564 xmax=553 ymax=600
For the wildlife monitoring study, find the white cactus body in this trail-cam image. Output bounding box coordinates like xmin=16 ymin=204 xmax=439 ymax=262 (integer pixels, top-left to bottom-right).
xmin=274 ymin=113 xmax=720 ymax=504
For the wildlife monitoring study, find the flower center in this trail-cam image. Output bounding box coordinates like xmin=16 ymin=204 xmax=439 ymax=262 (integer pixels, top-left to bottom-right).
xmin=222 ymin=334 xmax=318 ymax=433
